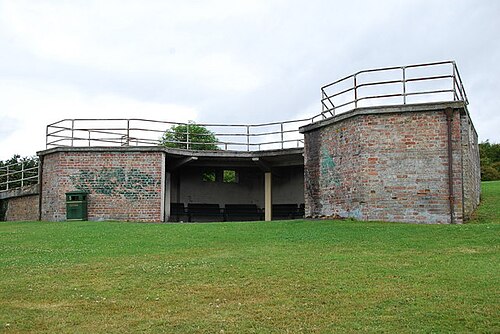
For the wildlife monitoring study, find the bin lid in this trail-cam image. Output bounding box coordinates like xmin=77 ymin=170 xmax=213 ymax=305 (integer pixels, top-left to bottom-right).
xmin=66 ymin=191 xmax=88 ymax=195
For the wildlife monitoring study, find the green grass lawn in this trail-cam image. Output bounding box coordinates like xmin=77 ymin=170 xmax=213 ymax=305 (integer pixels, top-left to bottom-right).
xmin=1 ymin=182 xmax=499 ymax=333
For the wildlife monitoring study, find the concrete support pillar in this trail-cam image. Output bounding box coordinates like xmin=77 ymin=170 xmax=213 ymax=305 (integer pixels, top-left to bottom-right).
xmin=265 ymin=172 xmax=272 ymax=221
xmin=164 ymin=172 xmax=171 ymax=222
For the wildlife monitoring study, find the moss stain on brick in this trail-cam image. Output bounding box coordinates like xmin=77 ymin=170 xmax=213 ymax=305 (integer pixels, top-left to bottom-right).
xmin=320 ymin=148 xmax=341 ymax=187
xmin=70 ymin=167 xmax=159 ymax=200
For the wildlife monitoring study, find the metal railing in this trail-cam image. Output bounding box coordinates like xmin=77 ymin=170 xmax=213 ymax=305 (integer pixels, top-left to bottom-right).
xmin=0 ymin=61 xmax=471 ymax=193
xmin=320 ymin=60 xmax=468 ymax=117
xmin=45 ymin=117 xmax=325 ymax=151
xmin=0 ymin=161 xmax=39 ymax=191
xmin=45 ymin=61 xmax=469 ymax=151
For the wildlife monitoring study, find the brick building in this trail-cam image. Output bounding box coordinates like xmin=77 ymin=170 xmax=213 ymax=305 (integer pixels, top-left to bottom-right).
xmin=1 ymin=61 xmax=482 ymax=224
xmin=299 ymin=102 xmax=480 ymax=224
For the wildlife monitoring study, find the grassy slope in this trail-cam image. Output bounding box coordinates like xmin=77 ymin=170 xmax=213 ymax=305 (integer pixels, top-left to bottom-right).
xmin=0 ymin=182 xmax=499 ymax=333
xmin=470 ymin=181 xmax=500 ymax=224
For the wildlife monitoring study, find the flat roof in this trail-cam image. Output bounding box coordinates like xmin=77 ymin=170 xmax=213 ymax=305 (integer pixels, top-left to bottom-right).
xmin=37 ymin=146 xmax=304 ymax=169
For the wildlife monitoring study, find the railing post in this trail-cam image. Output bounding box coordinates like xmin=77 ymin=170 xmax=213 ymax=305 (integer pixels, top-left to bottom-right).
xmin=322 ymin=89 xmax=326 ymax=114
xmin=88 ymin=130 xmax=91 ymax=146
xmin=126 ymin=119 xmax=130 ymax=146
xmin=46 ymin=125 xmax=49 ymax=148
xmin=452 ymin=63 xmax=457 ymax=101
xmin=402 ymin=66 xmax=407 ymax=104
xmin=21 ymin=163 xmax=24 ymax=187
xmin=6 ymin=165 xmax=9 ymax=190
xmin=186 ymin=123 xmax=190 ymax=150
xmin=354 ymin=74 xmax=358 ymax=108
xmin=246 ymin=125 xmax=250 ymax=152
xmin=71 ymin=120 xmax=75 ymax=147
xmin=280 ymin=123 xmax=284 ymax=149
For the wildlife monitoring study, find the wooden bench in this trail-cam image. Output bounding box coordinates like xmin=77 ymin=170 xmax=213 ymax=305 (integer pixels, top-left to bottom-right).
xmin=170 ymin=203 xmax=187 ymax=222
xmin=272 ymin=204 xmax=299 ymax=220
xmin=224 ymin=204 xmax=263 ymax=221
xmin=187 ymin=203 xmax=224 ymax=222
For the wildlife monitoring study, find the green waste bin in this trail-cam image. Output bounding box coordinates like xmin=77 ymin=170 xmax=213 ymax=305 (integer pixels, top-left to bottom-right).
xmin=66 ymin=191 xmax=88 ymax=221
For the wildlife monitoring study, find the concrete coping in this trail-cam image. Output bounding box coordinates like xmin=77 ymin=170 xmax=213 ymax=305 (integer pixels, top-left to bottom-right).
xmin=299 ymin=101 xmax=467 ymax=133
xmin=0 ymin=184 xmax=39 ymax=200
xmin=37 ymin=146 xmax=304 ymax=160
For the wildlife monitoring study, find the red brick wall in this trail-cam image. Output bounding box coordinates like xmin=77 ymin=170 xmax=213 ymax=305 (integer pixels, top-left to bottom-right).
xmin=303 ymin=105 xmax=479 ymax=224
xmin=41 ymin=151 xmax=164 ymax=222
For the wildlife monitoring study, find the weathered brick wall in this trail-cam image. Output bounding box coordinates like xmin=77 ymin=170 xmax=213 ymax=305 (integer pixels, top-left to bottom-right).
xmin=304 ymin=116 xmax=364 ymax=219
xmin=3 ymin=195 xmax=39 ymax=221
xmin=302 ymin=103 xmax=479 ymax=224
xmin=0 ymin=184 xmax=40 ymax=221
xmin=40 ymin=150 xmax=164 ymax=222
xmin=460 ymin=113 xmax=481 ymax=219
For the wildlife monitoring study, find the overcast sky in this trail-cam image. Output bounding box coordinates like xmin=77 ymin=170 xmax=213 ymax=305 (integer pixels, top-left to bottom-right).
xmin=0 ymin=0 xmax=499 ymax=160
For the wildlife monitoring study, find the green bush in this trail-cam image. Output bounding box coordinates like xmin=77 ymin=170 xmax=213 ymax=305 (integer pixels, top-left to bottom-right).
xmin=481 ymin=165 xmax=500 ymax=181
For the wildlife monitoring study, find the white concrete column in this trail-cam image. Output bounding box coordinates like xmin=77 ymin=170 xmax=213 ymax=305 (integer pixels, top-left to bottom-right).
xmin=265 ymin=172 xmax=272 ymax=221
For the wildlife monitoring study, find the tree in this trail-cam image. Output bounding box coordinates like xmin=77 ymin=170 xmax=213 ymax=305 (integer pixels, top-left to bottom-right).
xmin=479 ymin=140 xmax=500 ymax=181
xmin=159 ymin=122 xmax=219 ymax=150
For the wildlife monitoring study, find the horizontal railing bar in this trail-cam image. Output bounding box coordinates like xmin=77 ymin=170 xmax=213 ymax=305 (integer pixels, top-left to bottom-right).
xmin=46 ymin=119 xmax=71 ymax=127
xmin=321 ymin=86 xmax=355 ymax=100
xmin=0 ymin=168 xmax=39 ymax=176
xmin=404 ymin=60 xmax=454 ymax=69
xmin=322 ymin=60 xmax=455 ymax=89
xmin=46 ymin=128 xmax=67 ymax=136
xmin=404 ymin=89 xmax=455 ymax=97
xmin=322 ymin=75 xmax=455 ymax=103
xmin=404 ymin=74 xmax=453 ymax=83
xmin=47 ymin=125 xmax=72 ymax=131
xmin=356 ymin=60 xmax=454 ymax=76
xmin=356 ymin=93 xmax=406 ymax=102
xmin=46 ymin=138 xmax=69 ymax=145
xmin=22 ymin=175 xmax=39 ymax=181
xmin=72 ymin=127 xmax=128 ymax=132
xmin=56 ymin=127 xmax=304 ymax=138
xmin=321 ymin=73 xmax=356 ymax=89
xmin=48 ymin=117 xmax=314 ymax=129
xmin=355 ymin=79 xmax=403 ymax=88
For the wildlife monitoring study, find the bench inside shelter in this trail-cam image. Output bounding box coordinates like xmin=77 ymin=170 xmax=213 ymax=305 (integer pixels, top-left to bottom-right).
xmin=187 ymin=203 xmax=224 ymax=222
xmin=169 ymin=202 xmax=304 ymax=222
xmin=170 ymin=203 xmax=187 ymax=222
xmin=272 ymin=204 xmax=300 ymax=220
xmin=224 ymin=204 xmax=263 ymax=221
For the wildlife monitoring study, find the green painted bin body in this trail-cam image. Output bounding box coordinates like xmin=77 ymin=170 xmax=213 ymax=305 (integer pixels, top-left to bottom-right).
xmin=66 ymin=191 xmax=88 ymax=221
